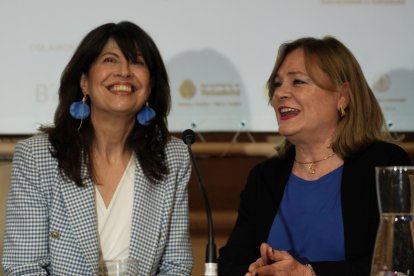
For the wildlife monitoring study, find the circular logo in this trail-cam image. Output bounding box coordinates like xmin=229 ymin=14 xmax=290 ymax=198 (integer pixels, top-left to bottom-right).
xmin=179 ymin=79 xmax=196 ymax=99
xmin=372 ymin=74 xmax=391 ymax=92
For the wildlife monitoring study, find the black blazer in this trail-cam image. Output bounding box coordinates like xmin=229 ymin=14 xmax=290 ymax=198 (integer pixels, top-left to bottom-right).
xmin=218 ymin=142 xmax=412 ymax=276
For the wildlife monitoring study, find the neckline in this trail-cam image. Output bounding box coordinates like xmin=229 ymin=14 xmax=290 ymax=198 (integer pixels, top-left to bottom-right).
xmin=291 ymin=165 xmax=343 ymax=182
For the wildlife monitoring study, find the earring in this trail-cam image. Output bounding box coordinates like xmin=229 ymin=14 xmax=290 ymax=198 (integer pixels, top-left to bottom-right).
xmin=70 ymin=95 xmax=90 ymax=119
xmin=339 ymin=106 xmax=346 ymax=118
xmin=70 ymin=95 xmax=90 ymax=130
xmin=137 ymin=102 xmax=156 ymax=125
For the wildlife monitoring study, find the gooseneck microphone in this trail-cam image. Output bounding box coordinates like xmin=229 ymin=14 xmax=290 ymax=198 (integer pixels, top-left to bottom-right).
xmin=182 ymin=129 xmax=217 ymax=276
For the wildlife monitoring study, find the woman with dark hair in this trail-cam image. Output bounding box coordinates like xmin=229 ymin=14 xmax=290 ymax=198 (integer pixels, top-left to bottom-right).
xmin=217 ymin=36 xmax=412 ymax=275
xmin=3 ymin=21 xmax=193 ymax=275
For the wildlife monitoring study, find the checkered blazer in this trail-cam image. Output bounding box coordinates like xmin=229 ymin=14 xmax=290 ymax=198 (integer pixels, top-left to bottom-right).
xmin=2 ymin=134 xmax=193 ymax=275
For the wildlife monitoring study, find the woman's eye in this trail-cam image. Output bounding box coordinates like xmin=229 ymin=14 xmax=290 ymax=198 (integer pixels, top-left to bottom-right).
xmin=131 ymin=57 xmax=146 ymax=66
xmin=103 ymin=57 xmax=117 ymax=63
xmin=273 ymin=81 xmax=281 ymax=89
xmin=293 ymin=79 xmax=305 ymax=85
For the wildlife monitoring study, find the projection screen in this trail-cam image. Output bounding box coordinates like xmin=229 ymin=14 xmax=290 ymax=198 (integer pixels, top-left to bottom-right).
xmin=0 ymin=0 xmax=413 ymax=134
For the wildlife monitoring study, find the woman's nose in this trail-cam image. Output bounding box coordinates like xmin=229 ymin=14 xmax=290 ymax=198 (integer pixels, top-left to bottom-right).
xmin=273 ymin=86 xmax=290 ymax=101
xmin=117 ymin=62 xmax=132 ymax=78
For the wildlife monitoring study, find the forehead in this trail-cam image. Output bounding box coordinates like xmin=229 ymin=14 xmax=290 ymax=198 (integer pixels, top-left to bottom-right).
xmin=278 ymin=48 xmax=306 ymax=74
xmin=281 ymin=47 xmax=334 ymax=89
xmin=98 ymin=38 xmax=143 ymax=63
xmin=100 ymin=38 xmax=121 ymax=53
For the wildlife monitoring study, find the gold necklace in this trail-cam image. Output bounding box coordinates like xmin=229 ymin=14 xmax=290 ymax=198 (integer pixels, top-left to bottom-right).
xmin=294 ymin=152 xmax=336 ymax=174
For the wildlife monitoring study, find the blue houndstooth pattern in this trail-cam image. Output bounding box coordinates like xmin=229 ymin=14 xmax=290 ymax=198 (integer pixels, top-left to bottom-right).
xmin=2 ymin=134 xmax=193 ymax=275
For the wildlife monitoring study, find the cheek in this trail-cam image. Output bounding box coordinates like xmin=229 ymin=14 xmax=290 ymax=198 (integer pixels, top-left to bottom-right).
xmin=311 ymin=101 xmax=338 ymax=122
xmin=132 ymin=68 xmax=151 ymax=80
xmin=271 ymin=95 xmax=279 ymax=109
xmin=88 ymin=67 xmax=112 ymax=84
xmin=94 ymin=71 xmax=110 ymax=82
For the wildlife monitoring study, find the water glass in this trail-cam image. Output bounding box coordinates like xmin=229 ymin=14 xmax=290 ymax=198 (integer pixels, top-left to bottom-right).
xmin=96 ymin=259 xmax=139 ymax=276
xmin=371 ymin=166 xmax=414 ymax=275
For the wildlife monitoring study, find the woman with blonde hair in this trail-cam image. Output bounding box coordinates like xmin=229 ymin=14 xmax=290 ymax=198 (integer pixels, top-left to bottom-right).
xmin=218 ymin=36 xmax=412 ymax=276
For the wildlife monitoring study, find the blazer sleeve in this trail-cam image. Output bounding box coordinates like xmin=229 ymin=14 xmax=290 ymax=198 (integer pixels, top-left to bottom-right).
xmin=2 ymin=140 xmax=50 ymax=275
xmin=218 ymin=157 xmax=287 ymax=276
xmin=217 ymin=167 xmax=262 ymax=275
xmin=157 ymin=141 xmax=194 ymax=275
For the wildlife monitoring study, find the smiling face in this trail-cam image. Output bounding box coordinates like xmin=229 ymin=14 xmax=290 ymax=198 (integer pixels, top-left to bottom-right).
xmin=80 ymin=38 xmax=151 ymax=121
xmin=271 ymin=48 xmax=346 ymax=145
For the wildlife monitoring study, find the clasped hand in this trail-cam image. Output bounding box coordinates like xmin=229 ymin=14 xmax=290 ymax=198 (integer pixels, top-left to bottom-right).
xmin=245 ymin=243 xmax=312 ymax=276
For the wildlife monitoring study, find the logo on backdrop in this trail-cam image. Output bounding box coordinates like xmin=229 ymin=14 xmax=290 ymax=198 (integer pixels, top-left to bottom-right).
xmin=372 ymin=73 xmax=391 ymax=92
xmin=179 ymin=80 xmax=196 ymax=99
xmin=167 ymin=49 xmax=249 ymax=131
xmin=372 ymin=69 xmax=414 ymax=129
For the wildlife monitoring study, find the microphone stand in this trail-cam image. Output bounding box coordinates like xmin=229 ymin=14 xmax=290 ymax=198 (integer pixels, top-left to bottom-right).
xmin=182 ymin=129 xmax=217 ymax=276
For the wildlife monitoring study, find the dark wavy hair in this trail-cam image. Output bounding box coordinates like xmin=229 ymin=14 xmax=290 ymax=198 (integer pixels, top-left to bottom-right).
xmin=40 ymin=21 xmax=171 ymax=186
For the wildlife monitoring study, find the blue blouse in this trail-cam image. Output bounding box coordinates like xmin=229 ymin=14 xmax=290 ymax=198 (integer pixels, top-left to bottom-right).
xmin=267 ymin=166 xmax=345 ymax=263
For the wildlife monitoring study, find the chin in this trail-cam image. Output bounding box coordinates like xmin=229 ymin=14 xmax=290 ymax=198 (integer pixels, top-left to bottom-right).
xmin=277 ymin=127 xmax=289 ymax=136
xmin=278 ymin=127 xmax=299 ymax=138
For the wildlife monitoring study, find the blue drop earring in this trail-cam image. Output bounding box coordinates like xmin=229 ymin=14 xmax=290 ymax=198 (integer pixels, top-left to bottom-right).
xmin=69 ymin=95 xmax=90 ymax=130
xmin=137 ymin=102 xmax=156 ymax=125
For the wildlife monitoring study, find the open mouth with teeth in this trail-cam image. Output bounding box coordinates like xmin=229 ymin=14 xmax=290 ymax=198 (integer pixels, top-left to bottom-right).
xmin=108 ymin=84 xmax=136 ymax=93
xmin=279 ymin=107 xmax=300 ymax=119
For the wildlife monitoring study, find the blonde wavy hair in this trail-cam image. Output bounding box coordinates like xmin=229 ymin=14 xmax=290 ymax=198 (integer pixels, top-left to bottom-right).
xmin=267 ymin=36 xmax=396 ymax=159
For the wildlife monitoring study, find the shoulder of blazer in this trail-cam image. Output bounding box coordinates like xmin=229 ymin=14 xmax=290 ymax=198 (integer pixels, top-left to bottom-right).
xmin=15 ymin=133 xmax=53 ymax=156
xmin=248 ymin=148 xmax=295 ymax=186
xmin=163 ymin=136 xmax=190 ymax=166
xmin=341 ymin=141 xmax=412 ymax=202
xmin=344 ymin=141 xmax=412 ymax=167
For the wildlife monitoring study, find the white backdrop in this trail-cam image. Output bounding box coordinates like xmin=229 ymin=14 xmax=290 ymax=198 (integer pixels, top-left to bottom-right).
xmin=1 ymin=0 xmax=413 ymax=134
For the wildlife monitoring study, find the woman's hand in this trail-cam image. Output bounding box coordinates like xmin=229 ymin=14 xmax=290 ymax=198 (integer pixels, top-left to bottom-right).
xmin=245 ymin=243 xmax=312 ymax=276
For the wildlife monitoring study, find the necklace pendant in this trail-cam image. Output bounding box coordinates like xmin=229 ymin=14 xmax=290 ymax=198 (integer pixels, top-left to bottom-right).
xmin=308 ymin=163 xmax=316 ymax=174
xmin=294 ymin=152 xmax=335 ymax=174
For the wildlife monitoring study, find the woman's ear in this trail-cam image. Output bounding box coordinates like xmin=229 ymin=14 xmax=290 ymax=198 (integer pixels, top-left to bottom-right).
xmin=80 ymin=74 xmax=88 ymax=94
xmin=338 ymin=82 xmax=350 ymax=109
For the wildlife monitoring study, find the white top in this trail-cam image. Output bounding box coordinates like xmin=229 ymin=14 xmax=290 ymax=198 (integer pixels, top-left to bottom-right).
xmin=95 ymin=154 xmax=135 ymax=261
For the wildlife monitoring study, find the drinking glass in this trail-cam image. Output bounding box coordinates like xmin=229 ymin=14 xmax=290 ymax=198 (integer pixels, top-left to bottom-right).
xmin=371 ymin=166 xmax=414 ymax=276
xmin=96 ymin=259 xmax=139 ymax=276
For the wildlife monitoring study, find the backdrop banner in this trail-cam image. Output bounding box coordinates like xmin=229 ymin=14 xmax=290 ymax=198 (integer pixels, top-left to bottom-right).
xmin=0 ymin=0 xmax=413 ymax=134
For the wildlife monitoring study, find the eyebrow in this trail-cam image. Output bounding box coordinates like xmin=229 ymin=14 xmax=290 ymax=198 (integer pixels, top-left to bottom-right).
xmin=100 ymin=52 xmax=119 ymax=58
xmin=288 ymin=71 xmax=307 ymax=76
xmin=276 ymin=71 xmax=308 ymax=78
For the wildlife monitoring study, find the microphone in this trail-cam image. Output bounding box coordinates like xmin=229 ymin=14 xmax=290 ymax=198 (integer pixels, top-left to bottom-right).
xmin=182 ymin=129 xmax=217 ymax=276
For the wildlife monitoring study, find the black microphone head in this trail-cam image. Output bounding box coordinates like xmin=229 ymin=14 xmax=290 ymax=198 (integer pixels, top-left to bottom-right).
xmin=182 ymin=129 xmax=196 ymax=145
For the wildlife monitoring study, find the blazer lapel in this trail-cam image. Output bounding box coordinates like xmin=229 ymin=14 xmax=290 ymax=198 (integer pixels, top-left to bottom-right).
xmin=60 ymin=173 xmax=99 ymax=272
xmin=128 ymin=161 xmax=165 ymax=273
